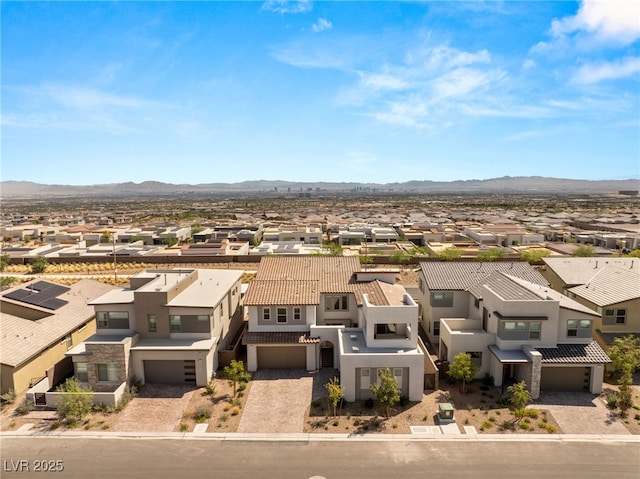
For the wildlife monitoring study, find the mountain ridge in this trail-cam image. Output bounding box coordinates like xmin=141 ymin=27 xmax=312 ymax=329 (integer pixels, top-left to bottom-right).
xmin=1 ymin=177 xmax=639 ymax=197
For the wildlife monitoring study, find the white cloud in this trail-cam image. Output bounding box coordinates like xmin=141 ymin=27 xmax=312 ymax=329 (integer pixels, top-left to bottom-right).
xmin=572 ymin=57 xmax=640 ymax=84
xmin=262 ymin=1 xmax=312 ymax=15
xmin=312 ymin=17 xmax=332 ymax=33
xmin=521 ymin=59 xmax=536 ymax=71
xmin=551 ymin=0 xmax=640 ymax=45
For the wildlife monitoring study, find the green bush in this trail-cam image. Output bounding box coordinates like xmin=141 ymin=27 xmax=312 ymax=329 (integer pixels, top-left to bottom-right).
xmin=481 ymin=420 xmax=493 ymax=429
xmin=56 ymin=378 xmax=94 ymax=423
xmin=606 ymin=393 xmax=620 ymax=409
xmin=193 ymin=406 xmax=212 ymax=423
xmin=15 ymin=400 xmax=34 ymax=416
xmin=1 ymin=388 xmax=17 ymax=404
xmin=518 ymin=421 xmax=531 ymax=430
xmin=522 ymin=408 xmax=539 ymax=419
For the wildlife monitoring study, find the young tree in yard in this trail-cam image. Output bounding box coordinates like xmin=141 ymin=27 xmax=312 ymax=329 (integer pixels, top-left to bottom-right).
xmin=0 ymin=253 xmax=10 ymax=272
xmin=507 ymin=380 xmax=532 ymax=422
xmin=438 ymin=248 xmax=463 ymax=261
xmin=325 ymin=377 xmax=344 ymax=417
xmin=30 ymin=256 xmax=48 ymax=274
xmin=55 ymin=378 xmax=94 ymax=425
xmin=369 ymin=368 xmax=401 ymax=418
xmin=476 ymin=248 xmax=506 ymax=262
xmin=519 ymin=249 xmax=551 ymax=265
xmin=572 ymin=245 xmax=596 ymax=257
xmin=608 ymin=335 xmax=640 ymax=415
xmin=223 ymin=359 xmax=246 ymax=396
xmin=448 ymin=353 xmax=478 ymax=394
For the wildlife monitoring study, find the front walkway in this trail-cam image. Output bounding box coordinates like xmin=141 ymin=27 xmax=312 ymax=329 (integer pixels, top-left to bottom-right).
xmin=534 ymin=391 xmax=630 ymax=435
xmin=238 ymin=369 xmax=336 ymax=433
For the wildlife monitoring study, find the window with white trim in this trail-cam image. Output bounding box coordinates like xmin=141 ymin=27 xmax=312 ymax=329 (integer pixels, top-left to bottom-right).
xmin=293 ymin=307 xmax=301 ymax=321
xmin=568 ymin=319 xmax=592 ymax=338
xmin=277 ymin=308 xmax=287 ymax=323
xmin=262 ymin=307 xmax=271 ymax=321
xmin=325 ymin=295 xmax=348 ymax=311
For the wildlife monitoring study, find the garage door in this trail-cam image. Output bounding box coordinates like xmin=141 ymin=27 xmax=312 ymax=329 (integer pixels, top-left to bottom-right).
xmin=541 ymin=366 xmax=590 ymax=392
xmin=257 ymin=346 xmax=306 ymax=369
xmin=143 ymin=360 xmax=196 ymax=384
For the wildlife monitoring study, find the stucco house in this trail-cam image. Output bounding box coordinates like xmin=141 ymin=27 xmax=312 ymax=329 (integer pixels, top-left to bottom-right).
xmin=436 ymin=271 xmax=610 ymax=398
xmin=242 ymin=256 xmax=428 ymax=401
xmin=1 ymin=279 xmax=115 ymax=395
xmin=542 ymin=257 xmax=640 ymax=348
xmin=64 ymin=268 xmax=243 ymax=398
xmin=417 ymin=261 xmax=549 ymax=345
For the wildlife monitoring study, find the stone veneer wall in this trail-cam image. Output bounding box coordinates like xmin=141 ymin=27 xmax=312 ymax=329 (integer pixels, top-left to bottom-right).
xmin=85 ymin=336 xmax=137 ymax=393
xmin=522 ymin=345 xmax=542 ymax=399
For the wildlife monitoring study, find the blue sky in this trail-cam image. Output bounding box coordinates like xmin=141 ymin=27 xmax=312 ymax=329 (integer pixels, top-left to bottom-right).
xmin=2 ymin=1 xmax=639 ymax=185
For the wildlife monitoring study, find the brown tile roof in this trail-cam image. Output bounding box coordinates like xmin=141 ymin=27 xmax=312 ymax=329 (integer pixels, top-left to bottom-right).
xmin=537 ymin=341 xmax=611 ymax=364
xmin=354 ymin=280 xmax=408 ymax=306
xmin=246 ymin=256 xmax=361 ymax=305
xmin=242 ymin=331 xmax=320 ymax=345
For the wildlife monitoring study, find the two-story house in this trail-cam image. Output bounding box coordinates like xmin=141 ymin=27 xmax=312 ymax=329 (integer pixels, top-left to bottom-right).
xmin=437 ymin=272 xmax=610 ymax=398
xmin=418 ymin=261 xmax=549 ymax=345
xmin=542 ymin=257 xmax=640 ymax=348
xmin=242 ymin=256 xmax=427 ymax=401
xmin=66 ymin=269 xmax=243 ymax=396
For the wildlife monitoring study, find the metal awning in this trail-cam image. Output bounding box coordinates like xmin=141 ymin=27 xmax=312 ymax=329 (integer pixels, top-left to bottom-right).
xmin=488 ymin=345 xmax=530 ymax=363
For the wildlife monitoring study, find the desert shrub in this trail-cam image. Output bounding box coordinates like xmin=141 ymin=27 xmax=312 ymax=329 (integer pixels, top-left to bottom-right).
xmin=544 ymin=424 xmax=558 ymax=434
xmin=231 ymin=407 xmax=240 ymax=416
xmin=481 ymin=420 xmax=493 ymax=429
xmin=399 ymin=395 xmax=410 ymax=407
xmin=1 ymin=388 xmax=17 ymax=404
xmin=522 ymin=408 xmax=539 ymax=419
xmin=606 ymin=393 xmax=620 ymax=409
xmin=205 ymin=381 xmax=217 ymax=396
xmin=519 ymin=421 xmax=531 ymax=430
xmin=193 ymin=406 xmax=212 ymax=423
xmin=311 ymin=400 xmax=322 ymax=409
xmin=179 ymin=423 xmax=188 ymax=432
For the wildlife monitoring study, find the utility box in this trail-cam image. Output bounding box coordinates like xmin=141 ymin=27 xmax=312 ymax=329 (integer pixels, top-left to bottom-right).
xmin=438 ymin=402 xmax=455 ymax=422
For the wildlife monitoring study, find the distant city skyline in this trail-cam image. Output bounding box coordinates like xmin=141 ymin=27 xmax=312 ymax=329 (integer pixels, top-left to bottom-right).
xmin=2 ymin=1 xmax=639 ymax=185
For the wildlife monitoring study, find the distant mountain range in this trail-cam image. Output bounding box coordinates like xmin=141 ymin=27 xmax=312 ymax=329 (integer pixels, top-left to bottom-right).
xmin=1 ymin=177 xmax=639 ymax=197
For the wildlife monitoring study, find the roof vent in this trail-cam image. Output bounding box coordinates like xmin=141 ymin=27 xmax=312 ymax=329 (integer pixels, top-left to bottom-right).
xmin=352 ymin=346 xmax=359 ymax=352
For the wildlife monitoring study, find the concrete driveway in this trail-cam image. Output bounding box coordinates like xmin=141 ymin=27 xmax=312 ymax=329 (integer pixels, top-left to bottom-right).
xmin=114 ymin=384 xmax=196 ymax=432
xmin=238 ymin=369 xmax=335 ymax=433
xmin=534 ymin=391 xmax=630 ymax=435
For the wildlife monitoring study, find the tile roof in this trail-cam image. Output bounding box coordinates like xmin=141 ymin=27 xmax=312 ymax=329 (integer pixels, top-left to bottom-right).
xmin=354 ymin=280 xmax=408 ymax=306
xmin=537 ymin=341 xmax=611 ymax=364
xmin=242 ymin=331 xmax=320 ymax=345
xmin=568 ymin=265 xmax=640 ymax=307
xmin=543 ymin=257 xmax=639 ymax=286
xmin=0 ymin=279 xmax=117 ymax=367
xmin=244 ymin=280 xmax=320 ymax=305
xmin=419 ymin=261 xmax=547 ymax=291
xmin=254 ymin=256 xmax=360 ymax=291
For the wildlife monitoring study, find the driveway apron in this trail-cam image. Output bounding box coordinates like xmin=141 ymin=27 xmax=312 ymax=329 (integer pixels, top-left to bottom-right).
xmin=114 ymin=384 xmax=196 ymax=432
xmin=238 ymin=369 xmax=335 ymax=433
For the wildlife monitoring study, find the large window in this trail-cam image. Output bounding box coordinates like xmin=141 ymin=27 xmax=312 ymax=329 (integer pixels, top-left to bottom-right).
xmin=96 ymin=311 xmax=130 ymax=329
xmin=277 ymin=308 xmax=287 ymax=323
xmin=96 ymin=363 xmax=118 ymax=382
xmin=325 ymin=295 xmax=348 ymax=311
xmin=604 ymin=309 xmax=626 ymax=325
xmin=75 ymin=362 xmax=88 ymax=382
xmin=430 ymin=291 xmax=454 ymax=308
xmin=498 ymin=321 xmax=542 ymax=341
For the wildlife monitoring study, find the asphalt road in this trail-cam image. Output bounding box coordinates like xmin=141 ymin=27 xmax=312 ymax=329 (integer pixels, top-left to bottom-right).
xmin=1 ymin=437 xmax=638 ymax=479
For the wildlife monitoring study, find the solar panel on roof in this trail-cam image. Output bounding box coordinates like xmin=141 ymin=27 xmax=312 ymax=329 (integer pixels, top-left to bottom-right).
xmin=2 ymin=281 xmax=70 ymax=310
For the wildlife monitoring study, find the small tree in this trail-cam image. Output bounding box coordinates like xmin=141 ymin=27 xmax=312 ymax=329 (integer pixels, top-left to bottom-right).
xmin=476 ymin=248 xmax=506 ymax=262
xmin=30 ymin=256 xmax=48 ymax=274
xmin=519 ymin=249 xmax=551 ymax=264
xmin=100 ymin=231 xmax=113 ymax=244
xmin=325 ymin=376 xmax=344 ymax=417
xmin=448 ymin=352 xmax=478 ymax=394
xmin=223 ymin=359 xmax=246 ymax=396
xmin=0 ymin=253 xmax=10 ymax=272
xmin=369 ymin=368 xmax=401 ymax=418
xmin=56 ymin=377 xmax=94 ymax=425
xmin=573 ymin=245 xmax=596 ymax=257
xmin=438 ymin=248 xmax=463 ymax=261
xmin=507 ymin=380 xmax=531 ymax=422
xmin=608 ymin=335 xmax=640 ymax=415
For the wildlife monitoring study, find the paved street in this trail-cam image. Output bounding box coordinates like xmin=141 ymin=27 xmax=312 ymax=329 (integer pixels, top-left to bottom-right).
xmin=2 ymin=436 xmax=638 ymax=479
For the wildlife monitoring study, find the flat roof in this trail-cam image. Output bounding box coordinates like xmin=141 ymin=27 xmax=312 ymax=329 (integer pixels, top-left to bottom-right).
xmin=339 ymin=329 xmax=421 ymax=356
xmin=488 ymin=345 xmax=531 ymax=364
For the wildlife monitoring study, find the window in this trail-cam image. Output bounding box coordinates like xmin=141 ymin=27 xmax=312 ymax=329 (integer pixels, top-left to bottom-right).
xmin=568 ymin=319 xmax=592 ymax=338
xmin=220 ymin=302 xmax=224 ymax=317
xmin=361 ymin=368 xmax=370 ymax=389
xmin=482 ymin=307 xmax=489 ymax=332
xmin=604 ymin=309 xmax=626 ymax=325
xmin=170 ymin=315 xmax=181 ymax=333
xmin=96 ymin=311 xmax=129 ymax=329
xmin=325 ymin=295 xmax=348 ymax=311
xmin=433 ymin=320 xmax=440 ymax=336
xmin=375 ymin=323 xmax=397 ymax=337
xmin=498 ymin=321 xmax=541 ymax=340
xmin=65 ymin=334 xmax=73 ymax=350
xmin=430 ymin=291 xmax=454 ymax=308
xmin=277 ymin=308 xmax=287 ymax=323
xmin=75 ymin=362 xmax=88 ymax=382
xmin=467 ymin=352 xmax=482 ymax=369
xmin=97 ymin=363 xmax=118 ymax=382
xmin=262 ymin=308 xmax=271 ymax=321
xmin=474 ymin=297 xmax=480 ymax=309
xmin=293 ymin=307 xmax=301 ymax=321
xmin=148 ymin=314 xmax=157 ymax=333
xmin=393 ymin=368 xmax=403 ymax=389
